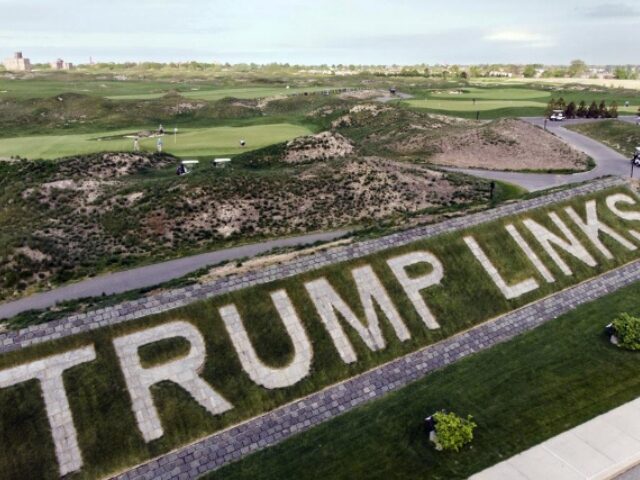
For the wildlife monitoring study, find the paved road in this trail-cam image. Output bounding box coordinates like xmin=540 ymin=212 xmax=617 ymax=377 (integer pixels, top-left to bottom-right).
xmin=446 ymin=117 xmax=635 ymax=191
xmin=0 ymin=229 xmax=350 ymax=320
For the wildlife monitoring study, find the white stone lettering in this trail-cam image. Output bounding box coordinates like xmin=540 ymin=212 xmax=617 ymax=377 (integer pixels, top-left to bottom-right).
xmin=352 ymin=265 xmax=410 ymax=342
xmin=305 ymin=264 xmax=409 ymax=363
xmin=387 ymin=251 xmax=443 ymax=329
xmin=464 ymin=235 xmax=539 ymax=299
xmin=606 ymin=193 xmax=640 ymax=242
xmin=113 ymin=321 xmax=232 ymax=443
xmin=506 ymin=224 xmax=555 ymax=283
xmin=565 ymin=200 xmax=636 ymax=259
xmin=523 ymin=213 xmax=597 ymax=275
xmin=0 ymin=346 xmax=96 ymax=476
xmin=219 ymin=290 xmax=313 ymax=389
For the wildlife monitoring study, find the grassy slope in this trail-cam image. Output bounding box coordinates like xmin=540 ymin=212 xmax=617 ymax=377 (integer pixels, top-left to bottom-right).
xmin=206 ymin=276 xmax=640 ymax=480
xmin=404 ymin=85 xmax=640 ymax=118
xmin=107 ymin=86 xmax=333 ymax=101
xmin=568 ymin=120 xmax=640 ymax=158
xmin=0 ymin=78 xmax=332 ymax=101
xmin=0 ymin=186 xmax=639 ymax=479
xmin=0 ymin=124 xmax=312 ymax=160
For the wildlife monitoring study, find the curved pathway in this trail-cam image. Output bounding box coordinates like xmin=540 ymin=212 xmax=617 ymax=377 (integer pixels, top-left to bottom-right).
xmin=0 ymin=229 xmax=350 ymax=320
xmin=446 ymin=117 xmax=633 ymax=191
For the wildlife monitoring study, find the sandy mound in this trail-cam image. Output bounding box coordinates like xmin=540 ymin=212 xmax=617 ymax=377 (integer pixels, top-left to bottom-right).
xmin=283 ymin=131 xmax=355 ymax=163
xmin=339 ymin=89 xmax=388 ymax=100
xmin=400 ymin=119 xmax=590 ymax=171
xmin=56 ymin=153 xmax=176 ymax=180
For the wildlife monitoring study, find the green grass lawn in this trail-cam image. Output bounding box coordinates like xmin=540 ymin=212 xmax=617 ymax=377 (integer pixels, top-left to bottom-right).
xmin=0 ymin=123 xmax=312 ymax=160
xmin=0 ymin=78 xmax=204 ymax=99
xmin=107 ymin=86 xmax=333 ymax=101
xmin=0 ymin=185 xmax=639 ymax=479
xmin=206 ymin=278 xmax=640 ymax=480
xmin=429 ymin=87 xmax=550 ymax=100
xmin=404 ymin=84 xmax=640 ymax=118
xmin=568 ymin=120 xmax=640 ymax=158
xmin=0 ymin=78 xmax=336 ymax=102
xmin=405 ymin=99 xmax=546 ymax=112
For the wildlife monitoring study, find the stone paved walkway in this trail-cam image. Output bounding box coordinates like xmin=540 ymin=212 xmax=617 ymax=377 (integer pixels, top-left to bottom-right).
xmin=110 ymin=258 xmax=640 ymax=480
xmin=471 ymin=398 xmax=640 ymax=480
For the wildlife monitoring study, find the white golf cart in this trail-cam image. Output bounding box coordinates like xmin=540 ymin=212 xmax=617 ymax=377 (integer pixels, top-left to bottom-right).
xmin=549 ymin=109 xmax=565 ymax=121
xmin=634 ymin=147 xmax=640 ymax=167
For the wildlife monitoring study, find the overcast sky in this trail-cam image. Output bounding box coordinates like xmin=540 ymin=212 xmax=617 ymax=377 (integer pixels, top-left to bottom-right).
xmin=0 ymin=0 xmax=638 ymax=65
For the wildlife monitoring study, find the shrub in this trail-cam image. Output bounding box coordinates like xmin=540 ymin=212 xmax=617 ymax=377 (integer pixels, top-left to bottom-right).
xmin=433 ymin=411 xmax=477 ymax=452
xmin=612 ymin=313 xmax=640 ymax=350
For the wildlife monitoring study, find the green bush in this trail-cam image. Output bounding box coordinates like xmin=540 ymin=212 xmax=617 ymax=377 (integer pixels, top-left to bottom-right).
xmin=612 ymin=313 xmax=640 ymax=351
xmin=433 ymin=411 xmax=477 ymax=452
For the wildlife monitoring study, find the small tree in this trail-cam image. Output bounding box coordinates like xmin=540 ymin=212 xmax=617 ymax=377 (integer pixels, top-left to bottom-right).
xmin=576 ymin=100 xmax=587 ymax=118
xmin=433 ymin=412 xmax=477 ymax=452
xmin=598 ymin=100 xmax=609 ymax=118
xmin=609 ymin=101 xmax=619 ymax=118
xmin=523 ymin=65 xmax=536 ymax=78
xmin=568 ymin=59 xmax=588 ymax=77
xmin=612 ymin=313 xmax=640 ymax=350
xmin=565 ymin=101 xmax=577 ymax=118
xmin=587 ymin=101 xmax=599 ymax=118
xmin=557 ymin=97 xmax=566 ymax=111
xmin=545 ymin=99 xmax=556 ymax=117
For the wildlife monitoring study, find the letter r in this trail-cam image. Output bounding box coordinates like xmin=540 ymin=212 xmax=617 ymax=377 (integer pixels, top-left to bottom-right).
xmin=113 ymin=321 xmax=233 ymax=442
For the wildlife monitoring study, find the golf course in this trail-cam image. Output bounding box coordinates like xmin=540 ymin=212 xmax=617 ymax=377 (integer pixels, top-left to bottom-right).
xmin=106 ymin=86 xmax=333 ymax=101
xmin=0 ymin=123 xmax=312 ymax=159
xmin=0 ymin=78 xmax=332 ymax=101
xmin=404 ymin=85 xmax=640 ymax=118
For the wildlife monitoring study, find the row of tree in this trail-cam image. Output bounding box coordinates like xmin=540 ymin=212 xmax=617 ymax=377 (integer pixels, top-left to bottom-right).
xmin=546 ymin=98 xmax=619 ymax=119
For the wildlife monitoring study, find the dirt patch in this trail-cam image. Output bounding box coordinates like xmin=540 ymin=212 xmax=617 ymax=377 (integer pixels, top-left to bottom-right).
xmin=331 ymin=104 xmax=391 ymax=128
xmin=256 ymin=95 xmax=288 ymax=109
xmin=15 ymin=247 xmax=51 ymax=263
xmin=24 ymin=179 xmax=118 ymax=206
xmin=401 ymin=119 xmax=590 ymax=171
xmin=339 ymin=89 xmax=388 ymax=100
xmin=283 ymin=131 xmax=355 ymax=163
xmin=199 ymin=238 xmax=354 ymax=283
xmin=168 ymin=101 xmax=206 ymax=114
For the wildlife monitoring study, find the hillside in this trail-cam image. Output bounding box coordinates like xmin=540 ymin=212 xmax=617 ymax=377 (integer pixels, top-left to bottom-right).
xmin=0 ymin=151 xmax=489 ymax=302
xmin=328 ymin=104 xmax=591 ymax=171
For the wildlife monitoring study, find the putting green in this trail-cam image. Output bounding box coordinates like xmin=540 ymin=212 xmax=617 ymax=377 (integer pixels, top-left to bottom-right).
xmin=406 ymin=98 xmax=546 ymax=111
xmin=429 ymin=87 xmax=551 ymax=100
xmin=0 ymin=124 xmax=312 ymax=160
xmin=107 ymin=86 xmax=333 ymax=101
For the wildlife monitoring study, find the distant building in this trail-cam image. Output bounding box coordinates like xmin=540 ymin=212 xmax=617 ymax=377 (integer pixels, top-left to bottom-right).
xmin=50 ymin=58 xmax=73 ymax=70
xmin=3 ymin=52 xmax=31 ymax=72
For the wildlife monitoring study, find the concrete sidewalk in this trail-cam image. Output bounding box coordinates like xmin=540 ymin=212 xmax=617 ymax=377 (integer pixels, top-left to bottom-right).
xmin=471 ymin=398 xmax=640 ymax=480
